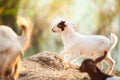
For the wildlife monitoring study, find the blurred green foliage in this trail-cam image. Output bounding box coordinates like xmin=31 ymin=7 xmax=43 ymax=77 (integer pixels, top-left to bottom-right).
xmin=0 ymin=0 xmax=120 ymax=68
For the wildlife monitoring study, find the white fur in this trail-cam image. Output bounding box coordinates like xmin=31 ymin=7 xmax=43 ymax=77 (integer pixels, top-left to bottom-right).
xmin=0 ymin=26 xmax=23 ymax=73
xmin=0 ymin=26 xmax=22 ymax=52
xmin=52 ymin=20 xmax=118 ymax=74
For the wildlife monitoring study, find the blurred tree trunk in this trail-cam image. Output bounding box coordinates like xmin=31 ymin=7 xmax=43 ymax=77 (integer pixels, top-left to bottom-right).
xmin=0 ymin=0 xmax=20 ymax=32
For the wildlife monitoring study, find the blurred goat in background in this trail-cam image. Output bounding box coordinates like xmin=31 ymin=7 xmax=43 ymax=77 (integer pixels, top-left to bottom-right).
xmin=0 ymin=16 xmax=32 ymax=80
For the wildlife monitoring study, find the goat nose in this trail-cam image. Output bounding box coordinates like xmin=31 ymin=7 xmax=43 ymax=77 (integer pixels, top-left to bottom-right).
xmin=52 ymin=28 xmax=53 ymax=31
xmin=52 ymin=28 xmax=55 ymax=32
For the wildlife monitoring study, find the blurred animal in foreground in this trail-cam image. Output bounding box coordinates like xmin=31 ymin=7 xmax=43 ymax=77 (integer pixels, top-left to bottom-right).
xmin=79 ymin=51 xmax=120 ymax=80
xmin=0 ymin=16 xmax=32 ymax=80
xmin=52 ymin=20 xmax=118 ymax=74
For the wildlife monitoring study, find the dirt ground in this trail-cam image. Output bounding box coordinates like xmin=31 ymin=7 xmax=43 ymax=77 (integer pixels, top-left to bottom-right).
xmin=19 ymin=51 xmax=120 ymax=80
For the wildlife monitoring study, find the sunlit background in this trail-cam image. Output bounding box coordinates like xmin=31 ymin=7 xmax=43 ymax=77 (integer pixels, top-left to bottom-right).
xmin=0 ymin=0 xmax=120 ymax=69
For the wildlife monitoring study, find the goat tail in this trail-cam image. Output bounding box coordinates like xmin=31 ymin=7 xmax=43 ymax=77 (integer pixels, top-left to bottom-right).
xmin=110 ymin=33 xmax=118 ymax=50
xmin=17 ymin=16 xmax=32 ymax=52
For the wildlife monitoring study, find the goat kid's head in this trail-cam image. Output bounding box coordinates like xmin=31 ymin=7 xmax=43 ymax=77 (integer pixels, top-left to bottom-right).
xmin=80 ymin=59 xmax=97 ymax=73
xmin=79 ymin=51 xmax=107 ymax=73
xmin=52 ymin=20 xmax=77 ymax=32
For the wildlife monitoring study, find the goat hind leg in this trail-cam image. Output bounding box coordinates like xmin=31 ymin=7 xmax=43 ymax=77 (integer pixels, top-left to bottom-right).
xmin=8 ymin=62 xmax=19 ymax=80
xmin=9 ymin=54 xmax=21 ymax=80
xmin=12 ymin=57 xmax=20 ymax=80
xmin=104 ymin=55 xmax=115 ymax=75
xmin=97 ymin=62 xmax=103 ymax=70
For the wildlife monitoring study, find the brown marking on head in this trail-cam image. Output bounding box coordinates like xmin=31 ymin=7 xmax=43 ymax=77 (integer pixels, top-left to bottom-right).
xmin=57 ymin=20 xmax=66 ymax=31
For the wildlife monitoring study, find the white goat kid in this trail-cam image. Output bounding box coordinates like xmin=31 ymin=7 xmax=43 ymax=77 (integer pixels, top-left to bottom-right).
xmin=52 ymin=20 xmax=118 ymax=74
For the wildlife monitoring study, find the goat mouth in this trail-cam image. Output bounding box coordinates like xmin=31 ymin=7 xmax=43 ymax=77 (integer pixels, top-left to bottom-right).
xmin=52 ymin=29 xmax=56 ymax=32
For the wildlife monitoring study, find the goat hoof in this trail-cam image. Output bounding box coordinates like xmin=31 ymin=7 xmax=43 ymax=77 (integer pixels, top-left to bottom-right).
xmin=64 ymin=64 xmax=70 ymax=70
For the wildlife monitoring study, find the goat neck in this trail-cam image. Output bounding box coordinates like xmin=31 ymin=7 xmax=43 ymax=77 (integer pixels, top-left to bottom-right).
xmin=61 ymin=26 xmax=78 ymax=45
xmin=88 ymin=68 xmax=111 ymax=80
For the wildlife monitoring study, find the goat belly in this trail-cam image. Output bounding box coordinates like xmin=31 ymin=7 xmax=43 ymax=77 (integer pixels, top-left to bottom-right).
xmin=106 ymin=77 xmax=120 ymax=80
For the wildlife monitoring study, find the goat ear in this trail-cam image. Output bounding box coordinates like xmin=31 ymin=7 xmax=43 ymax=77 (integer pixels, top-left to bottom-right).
xmin=61 ymin=20 xmax=65 ymax=24
xmin=95 ymin=51 xmax=107 ymax=64
xmin=68 ymin=22 xmax=78 ymax=30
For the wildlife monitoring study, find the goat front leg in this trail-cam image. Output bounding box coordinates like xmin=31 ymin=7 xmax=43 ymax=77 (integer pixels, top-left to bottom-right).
xmin=60 ymin=50 xmax=72 ymax=69
xmin=66 ymin=53 xmax=80 ymax=68
xmin=60 ymin=50 xmax=69 ymax=61
xmin=104 ymin=54 xmax=115 ymax=75
xmin=60 ymin=50 xmax=68 ymax=56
